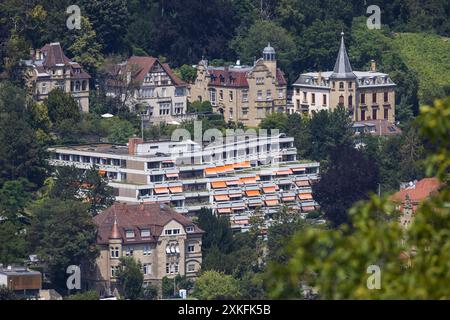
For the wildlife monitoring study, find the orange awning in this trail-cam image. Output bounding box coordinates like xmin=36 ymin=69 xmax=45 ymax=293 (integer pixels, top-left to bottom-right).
xmin=232 ymin=206 xmax=246 ymax=211
xmin=265 ymin=199 xmax=279 ymax=206
xmin=226 ymin=180 xmax=241 ymax=186
xmin=295 ymin=180 xmax=310 ymax=187
xmin=98 ymin=170 xmax=106 ymax=176
xmin=245 ymin=190 xmax=261 ymax=197
xmin=282 ymin=196 xmax=296 ymax=201
xmin=211 ymin=181 xmax=227 ymax=189
xmin=217 ymin=208 xmax=231 ymax=214
xmin=214 ymin=195 xmax=230 ymax=201
xmin=215 ymin=166 xmax=226 ymax=173
xmin=240 ymin=177 xmax=257 ymax=184
xmin=166 ymin=173 xmax=179 ymax=178
xmin=205 ymin=168 xmax=217 ymax=175
xmin=275 ymin=169 xmax=293 ymax=175
xmin=263 ymin=187 xmax=277 ymax=193
xmin=298 ymin=193 xmax=313 ymax=200
xmin=234 ymin=161 xmax=251 ymax=168
xmin=169 ymin=186 xmax=183 ymax=193
xmin=154 ymin=187 xmax=169 ymax=194
xmin=302 ymin=206 xmax=315 ymax=212
xmin=292 ymin=167 xmax=306 ymax=172
xmin=223 ymin=164 xmax=234 ymax=172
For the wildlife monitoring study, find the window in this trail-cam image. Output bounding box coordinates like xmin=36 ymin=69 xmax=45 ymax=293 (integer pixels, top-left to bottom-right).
xmin=372 ymin=109 xmax=377 ymax=120
xmin=175 ymin=87 xmax=185 ymax=96
xmin=323 ymin=94 xmax=326 ymax=106
xmin=257 ymin=90 xmax=262 ymax=100
xmin=384 ymin=108 xmax=389 ymax=119
xmin=159 ymin=103 xmax=171 ymax=116
xmin=278 ymin=88 xmax=283 ymax=99
xmin=141 ymin=229 xmax=151 ymax=238
xmin=229 ymin=91 xmax=233 ymax=101
xmin=242 ymin=90 xmax=248 ymax=102
xmin=311 ymin=93 xmax=315 ymax=105
xmin=361 ymin=109 xmax=366 ymax=121
xmin=372 ymin=92 xmax=377 ymax=103
xmin=165 ymin=228 xmax=180 ymax=236
xmin=161 ymin=88 xmax=167 ymax=97
xmin=348 ymin=95 xmax=353 ymax=107
xmin=338 ymin=95 xmax=344 ymax=105
xmin=256 ymin=77 xmax=264 ymax=85
xmin=125 ymin=246 xmax=134 ymax=256
xmin=219 ymin=90 xmax=223 ymax=100
xmin=332 ymin=81 xmax=335 ymax=89
xmin=348 ymin=82 xmax=352 ymax=89
xmin=143 ymin=245 xmax=151 ymax=256
xmin=143 ymin=263 xmax=151 ymax=275
xmin=187 ymin=264 xmax=195 ymax=272
xmin=303 ymin=92 xmax=307 ymax=101
xmin=361 ymin=93 xmax=366 ymax=104
xmin=111 ymin=266 xmax=119 ymax=278
xmin=266 ymin=90 xmax=271 ymax=100
xmin=166 ymin=263 xmax=179 ymax=274
xmin=384 ymin=92 xmax=388 ymax=103
xmin=174 ymin=102 xmax=184 ymax=114
xmin=126 ymin=230 xmax=135 ymax=238
xmin=339 ymin=82 xmax=344 ymax=90
xmin=209 ymin=90 xmax=216 ymax=105
xmin=186 ymin=226 xmax=194 ymax=233
xmin=41 ymin=82 xmax=47 ymax=94
xmin=187 ymin=244 xmax=195 ymax=253
xmin=110 ymin=246 xmax=120 ymax=258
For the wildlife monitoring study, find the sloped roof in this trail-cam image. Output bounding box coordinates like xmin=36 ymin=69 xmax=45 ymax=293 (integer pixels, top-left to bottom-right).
xmin=122 ymin=56 xmax=186 ymax=86
xmin=330 ymin=33 xmax=356 ymax=79
xmin=95 ymin=203 xmax=203 ymax=244
xmin=390 ymin=178 xmax=442 ymax=204
xmin=206 ymin=66 xmax=286 ymax=88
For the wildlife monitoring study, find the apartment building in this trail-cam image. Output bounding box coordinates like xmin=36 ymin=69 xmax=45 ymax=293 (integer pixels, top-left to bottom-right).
xmin=48 ymin=134 xmax=319 ymax=231
xmin=22 ymin=42 xmax=90 ymax=112
xmin=291 ymin=33 xmax=396 ymax=122
xmin=0 ymin=266 xmax=42 ymax=297
xmin=190 ymin=44 xmax=288 ymax=127
xmin=88 ymin=202 xmax=203 ymax=296
xmin=106 ymin=56 xmax=189 ymax=124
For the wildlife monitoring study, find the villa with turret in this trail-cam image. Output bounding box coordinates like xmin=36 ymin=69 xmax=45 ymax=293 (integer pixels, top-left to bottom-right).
xmin=291 ymin=33 xmax=396 ymax=123
xmin=190 ymin=44 xmax=288 ymax=127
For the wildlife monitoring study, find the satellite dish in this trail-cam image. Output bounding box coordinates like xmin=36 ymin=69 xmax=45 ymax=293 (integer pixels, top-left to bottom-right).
xmin=101 ymin=113 xmax=114 ymax=118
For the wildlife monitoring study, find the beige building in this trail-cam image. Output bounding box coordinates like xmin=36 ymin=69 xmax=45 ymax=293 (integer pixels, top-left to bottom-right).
xmin=291 ymin=33 xmax=396 ymax=122
xmin=23 ymin=42 xmax=90 ymax=112
xmin=89 ymin=202 xmax=203 ymax=296
xmin=190 ymin=44 xmax=288 ymax=127
xmin=106 ymin=56 xmax=189 ymax=124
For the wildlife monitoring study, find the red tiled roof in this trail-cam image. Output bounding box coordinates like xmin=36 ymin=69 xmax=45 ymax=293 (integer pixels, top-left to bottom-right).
xmin=390 ymin=178 xmax=442 ymax=204
xmin=94 ymin=203 xmax=204 ymax=244
xmin=207 ymin=66 xmax=286 ymax=88
xmin=120 ymin=56 xmax=186 ymax=86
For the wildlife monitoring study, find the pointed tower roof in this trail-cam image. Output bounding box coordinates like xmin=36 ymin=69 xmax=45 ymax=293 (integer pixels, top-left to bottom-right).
xmin=109 ymin=214 xmax=121 ymax=239
xmin=330 ymin=32 xmax=356 ymax=79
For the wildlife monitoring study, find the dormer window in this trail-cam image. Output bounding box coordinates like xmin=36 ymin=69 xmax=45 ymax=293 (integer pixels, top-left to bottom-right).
xmin=126 ymin=230 xmax=135 ymax=238
xmin=186 ymin=226 xmax=194 ymax=233
xmin=141 ymin=229 xmax=151 ymax=238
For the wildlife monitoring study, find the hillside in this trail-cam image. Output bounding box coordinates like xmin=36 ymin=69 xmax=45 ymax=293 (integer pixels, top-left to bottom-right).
xmin=391 ymin=33 xmax=450 ymax=103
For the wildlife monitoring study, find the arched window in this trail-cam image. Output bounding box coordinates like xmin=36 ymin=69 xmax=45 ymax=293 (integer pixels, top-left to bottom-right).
xmin=339 ymin=95 xmax=344 ymax=105
xmin=82 ymin=80 xmax=87 ymax=91
xmin=348 ymin=95 xmax=353 ymax=107
xmin=339 ymin=82 xmax=344 ymax=90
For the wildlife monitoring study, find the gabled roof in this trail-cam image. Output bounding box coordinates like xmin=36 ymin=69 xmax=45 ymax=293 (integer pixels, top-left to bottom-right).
xmin=40 ymin=42 xmax=71 ymax=67
xmin=206 ymin=65 xmax=286 ymax=88
xmin=95 ymin=203 xmax=203 ymax=244
xmin=121 ymin=56 xmax=186 ymax=87
xmin=330 ymin=33 xmax=356 ymax=79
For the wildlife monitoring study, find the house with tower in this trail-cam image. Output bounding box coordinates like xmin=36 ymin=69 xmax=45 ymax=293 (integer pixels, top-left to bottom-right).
xmin=291 ymin=32 xmax=396 ymax=123
xmin=190 ymin=44 xmax=288 ymax=127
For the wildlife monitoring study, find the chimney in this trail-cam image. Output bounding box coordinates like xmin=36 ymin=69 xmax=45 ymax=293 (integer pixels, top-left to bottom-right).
xmin=318 ymin=71 xmax=322 ymax=85
xmin=35 ymin=49 xmax=41 ymax=60
xmin=370 ymin=60 xmax=376 ymax=72
xmin=128 ymin=137 xmax=144 ymax=155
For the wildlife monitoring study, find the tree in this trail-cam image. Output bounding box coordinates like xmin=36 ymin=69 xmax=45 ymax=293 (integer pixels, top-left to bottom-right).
xmin=84 ymin=165 xmax=115 ymax=216
xmin=116 ymin=257 xmax=144 ymax=300
xmin=0 ymin=285 xmax=22 ymax=300
xmin=107 ymin=118 xmax=136 ymax=144
xmin=312 ymin=144 xmax=379 ymax=227
xmin=0 ymin=82 xmax=47 ymax=187
xmin=67 ymin=16 xmax=104 ymax=76
xmin=27 ymin=199 xmax=98 ymax=292
xmin=266 ymin=96 xmax=450 ymax=299
xmin=49 ymin=166 xmax=83 ymax=201
xmin=175 ymin=64 xmax=197 ymax=83
xmin=66 ymin=290 xmax=99 ymax=300
xmin=197 ymin=208 xmax=233 ymax=253
xmin=44 ymin=88 xmax=81 ymax=125
xmin=193 ymin=270 xmax=241 ymax=300
xmin=259 ymin=112 xmax=288 ymax=133
xmin=142 ymin=284 xmax=158 ymax=300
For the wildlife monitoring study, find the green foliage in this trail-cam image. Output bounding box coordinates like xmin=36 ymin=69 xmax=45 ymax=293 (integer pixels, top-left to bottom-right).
xmin=197 ymin=208 xmax=233 ymax=253
xmin=142 ymin=283 xmax=158 ymax=300
xmin=0 ymin=220 xmax=27 ymax=265
xmin=259 ymin=112 xmax=288 ymax=133
xmin=27 ymin=199 xmax=99 ymax=291
xmin=106 ymin=117 xmax=136 ymax=144
xmin=66 ymin=290 xmax=99 ymax=300
xmin=116 ymin=257 xmax=144 ymax=300
xmin=0 ymin=82 xmax=47 ymax=187
xmin=266 ymin=96 xmax=450 ymax=299
xmin=175 ymin=64 xmax=197 ymax=83
xmin=193 ymin=270 xmax=241 ymax=300
xmin=312 ymin=144 xmax=379 ymax=227
xmin=188 ymin=101 xmax=213 ymax=114
xmin=44 ymin=89 xmax=81 ymax=125
xmin=0 ymin=285 xmax=22 ymax=300
xmin=161 ymin=274 xmax=194 ymax=299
